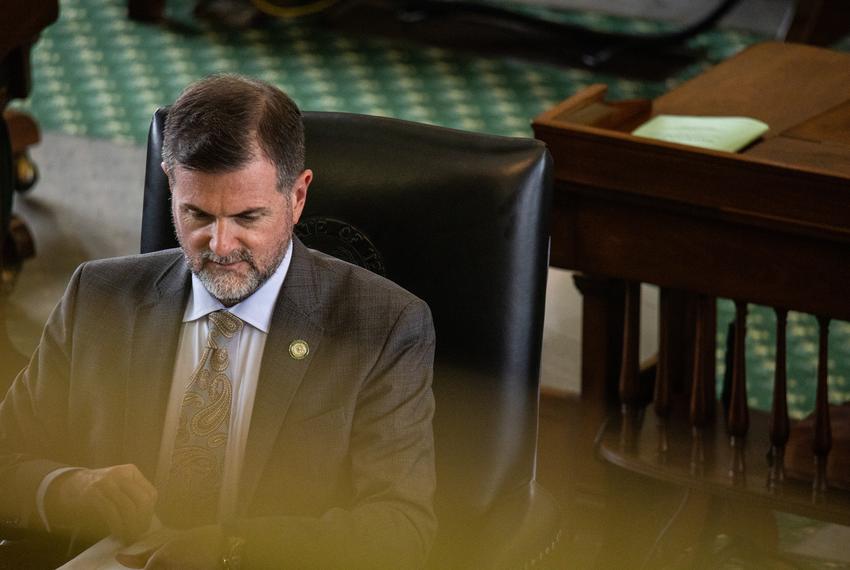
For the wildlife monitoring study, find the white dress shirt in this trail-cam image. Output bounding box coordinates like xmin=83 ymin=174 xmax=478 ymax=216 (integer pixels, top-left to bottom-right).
xmin=37 ymin=241 xmax=293 ymax=530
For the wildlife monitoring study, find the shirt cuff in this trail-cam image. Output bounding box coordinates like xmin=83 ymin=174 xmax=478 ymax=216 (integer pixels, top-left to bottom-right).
xmin=36 ymin=466 xmax=82 ymax=533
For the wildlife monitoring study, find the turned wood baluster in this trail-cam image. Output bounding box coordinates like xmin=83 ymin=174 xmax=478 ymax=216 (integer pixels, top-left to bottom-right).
xmin=813 ymin=316 xmax=832 ymax=495
xmin=572 ymin=275 xmax=626 ymax=405
xmin=654 ymin=289 xmax=693 ymax=412
xmin=690 ymin=294 xmax=717 ymax=429
xmin=768 ymin=308 xmax=789 ymax=487
xmin=655 ymin=289 xmax=673 ymax=457
xmin=619 ymin=282 xmax=641 ymax=413
xmin=618 ymin=282 xmax=642 ymax=449
xmin=654 ymin=290 xmax=672 ymax=419
xmin=689 ymin=295 xmax=716 ymax=475
xmin=728 ymin=301 xmax=749 ymax=476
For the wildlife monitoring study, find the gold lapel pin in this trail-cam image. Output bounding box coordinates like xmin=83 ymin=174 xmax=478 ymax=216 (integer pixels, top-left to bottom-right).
xmin=289 ymin=339 xmax=309 ymax=360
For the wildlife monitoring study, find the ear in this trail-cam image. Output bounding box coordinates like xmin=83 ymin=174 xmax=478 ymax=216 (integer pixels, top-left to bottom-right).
xmin=161 ymin=162 xmax=172 ymax=193
xmin=290 ymin=169 xmax=312 ymax=224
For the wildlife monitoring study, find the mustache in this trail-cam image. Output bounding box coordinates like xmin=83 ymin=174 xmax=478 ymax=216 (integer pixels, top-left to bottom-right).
xmin=200 ymin=250 xmax=255 ymax=266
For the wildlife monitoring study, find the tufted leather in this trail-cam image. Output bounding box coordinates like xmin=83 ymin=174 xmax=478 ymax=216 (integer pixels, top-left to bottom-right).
xmin=141 ymin=108 xmax=559 ymax=568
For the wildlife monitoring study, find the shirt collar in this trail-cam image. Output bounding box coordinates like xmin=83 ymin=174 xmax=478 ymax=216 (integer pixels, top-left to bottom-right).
xmin=183 ymin=240 xmax=293 ymax=333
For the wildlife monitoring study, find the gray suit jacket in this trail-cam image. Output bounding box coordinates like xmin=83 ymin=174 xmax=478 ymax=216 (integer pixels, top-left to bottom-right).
xmin=0 ymin=238 xmax=437 ymax=568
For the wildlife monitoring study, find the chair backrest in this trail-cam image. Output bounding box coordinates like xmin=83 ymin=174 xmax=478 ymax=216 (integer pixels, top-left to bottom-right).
xmin=141 ymin=108 xmax=553 ymax=557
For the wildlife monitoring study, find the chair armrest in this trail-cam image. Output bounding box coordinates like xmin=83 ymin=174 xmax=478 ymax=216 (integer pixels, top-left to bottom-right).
xmin=465 ymin=481 xmax=563 ymax=570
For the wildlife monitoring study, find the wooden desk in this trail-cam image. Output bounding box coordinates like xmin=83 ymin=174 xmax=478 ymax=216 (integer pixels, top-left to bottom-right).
xmin=534 ymin=41 xmax=850 ymax=402
xmin=533 ymin=42 xmax=850 ymax=556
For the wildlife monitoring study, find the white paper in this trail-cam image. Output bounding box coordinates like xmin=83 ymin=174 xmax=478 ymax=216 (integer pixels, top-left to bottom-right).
xmin=58 ymin=535 xmax=129 ymax=570
xmin=58 ymin=517 xmax=172 ymax=570
xmin=632 ymin=114 xmax=769 ymax=152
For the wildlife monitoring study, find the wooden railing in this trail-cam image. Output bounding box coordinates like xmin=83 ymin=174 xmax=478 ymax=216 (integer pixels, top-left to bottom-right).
xmin=606 ymin=282 xmax=849 ymax=521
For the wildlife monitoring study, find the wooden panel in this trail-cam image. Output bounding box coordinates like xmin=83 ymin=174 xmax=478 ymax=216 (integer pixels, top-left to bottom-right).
xmin=533 ymin=119 xmax=850 ymax=240
xmin=550 ymin=185 xmax=850 ymax=321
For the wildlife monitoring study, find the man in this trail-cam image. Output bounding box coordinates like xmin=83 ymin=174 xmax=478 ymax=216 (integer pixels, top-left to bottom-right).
xmin=0 ymin=74 xmax=437 ymax=569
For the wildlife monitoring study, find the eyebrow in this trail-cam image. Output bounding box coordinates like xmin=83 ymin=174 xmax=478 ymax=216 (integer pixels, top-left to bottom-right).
xmin=183 ymin=204 xmax=271 ymax=217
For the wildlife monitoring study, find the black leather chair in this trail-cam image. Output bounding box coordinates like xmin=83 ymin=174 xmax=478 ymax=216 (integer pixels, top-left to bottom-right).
xmin=141 ymin=108 xmax=560 ymax=569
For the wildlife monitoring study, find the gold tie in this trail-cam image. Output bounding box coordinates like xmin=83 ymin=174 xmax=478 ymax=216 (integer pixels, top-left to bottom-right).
xmin=159 ymin=310 xmax=243 ymax=528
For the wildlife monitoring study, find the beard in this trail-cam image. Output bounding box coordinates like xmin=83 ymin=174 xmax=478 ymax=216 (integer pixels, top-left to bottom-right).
xmin=172 ymin=189 xmax=295 ymax=307
xmin=181 ymin=233 xmax=290 ymax=306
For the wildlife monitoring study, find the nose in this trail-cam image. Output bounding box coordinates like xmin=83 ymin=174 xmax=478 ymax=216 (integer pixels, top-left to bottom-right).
xmin=209 ymin=219 xmax=239 ymax=257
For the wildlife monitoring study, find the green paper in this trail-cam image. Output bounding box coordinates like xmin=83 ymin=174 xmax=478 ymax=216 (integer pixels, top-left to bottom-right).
xmin=632 ymin=114 xmax=769 ymax=152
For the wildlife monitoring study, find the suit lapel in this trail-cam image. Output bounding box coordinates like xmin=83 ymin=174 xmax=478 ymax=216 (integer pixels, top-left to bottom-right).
xmin=123 ymin=253 xmax=190 ymax=480
xmin=239 ymin=239 xmax=324 ymax=509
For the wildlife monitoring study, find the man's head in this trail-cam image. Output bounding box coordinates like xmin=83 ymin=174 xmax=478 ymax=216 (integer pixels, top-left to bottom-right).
xmin=162 ymin=74 xmax=311 ymax=306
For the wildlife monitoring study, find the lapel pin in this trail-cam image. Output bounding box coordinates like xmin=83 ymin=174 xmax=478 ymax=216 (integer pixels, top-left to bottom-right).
xmin=289 ymin=339 xmax=309 ymax=360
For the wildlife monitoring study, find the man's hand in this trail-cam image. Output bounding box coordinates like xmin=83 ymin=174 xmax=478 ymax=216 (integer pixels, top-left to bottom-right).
xmin=46 ymin=464 xmax=157 ymax=543
xmin=140 ymin=525 xmax=222 ymax=570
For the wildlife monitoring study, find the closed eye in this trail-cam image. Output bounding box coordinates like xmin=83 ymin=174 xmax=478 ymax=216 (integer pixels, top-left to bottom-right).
xmin=234 ymin=208 xmax=270 ymax=223
xmin=184 ymin=207 xmax=212 ymax=221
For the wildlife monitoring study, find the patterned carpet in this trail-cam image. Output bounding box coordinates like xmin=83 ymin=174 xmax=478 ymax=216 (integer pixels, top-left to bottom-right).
xmin=17 ymin=0 xmax=761 ymax=142
xmin=11 ymin=0 xmax=850 ymax=416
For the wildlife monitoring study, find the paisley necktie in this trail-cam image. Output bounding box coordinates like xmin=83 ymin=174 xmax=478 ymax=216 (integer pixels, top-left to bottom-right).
xmin=158 ymin=310 xmax=243 ymax=528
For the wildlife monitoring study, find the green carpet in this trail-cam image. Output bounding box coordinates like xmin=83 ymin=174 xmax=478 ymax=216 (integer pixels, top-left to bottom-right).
xmin=16 ymin=0 xmax=761 ymax=142
xmin=11 ymin=0 xmax=850 ymax=417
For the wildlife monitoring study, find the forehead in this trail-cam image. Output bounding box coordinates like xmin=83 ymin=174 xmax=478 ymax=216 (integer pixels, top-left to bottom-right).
xmin=170 ymin=157 xmax=283 ymax=210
